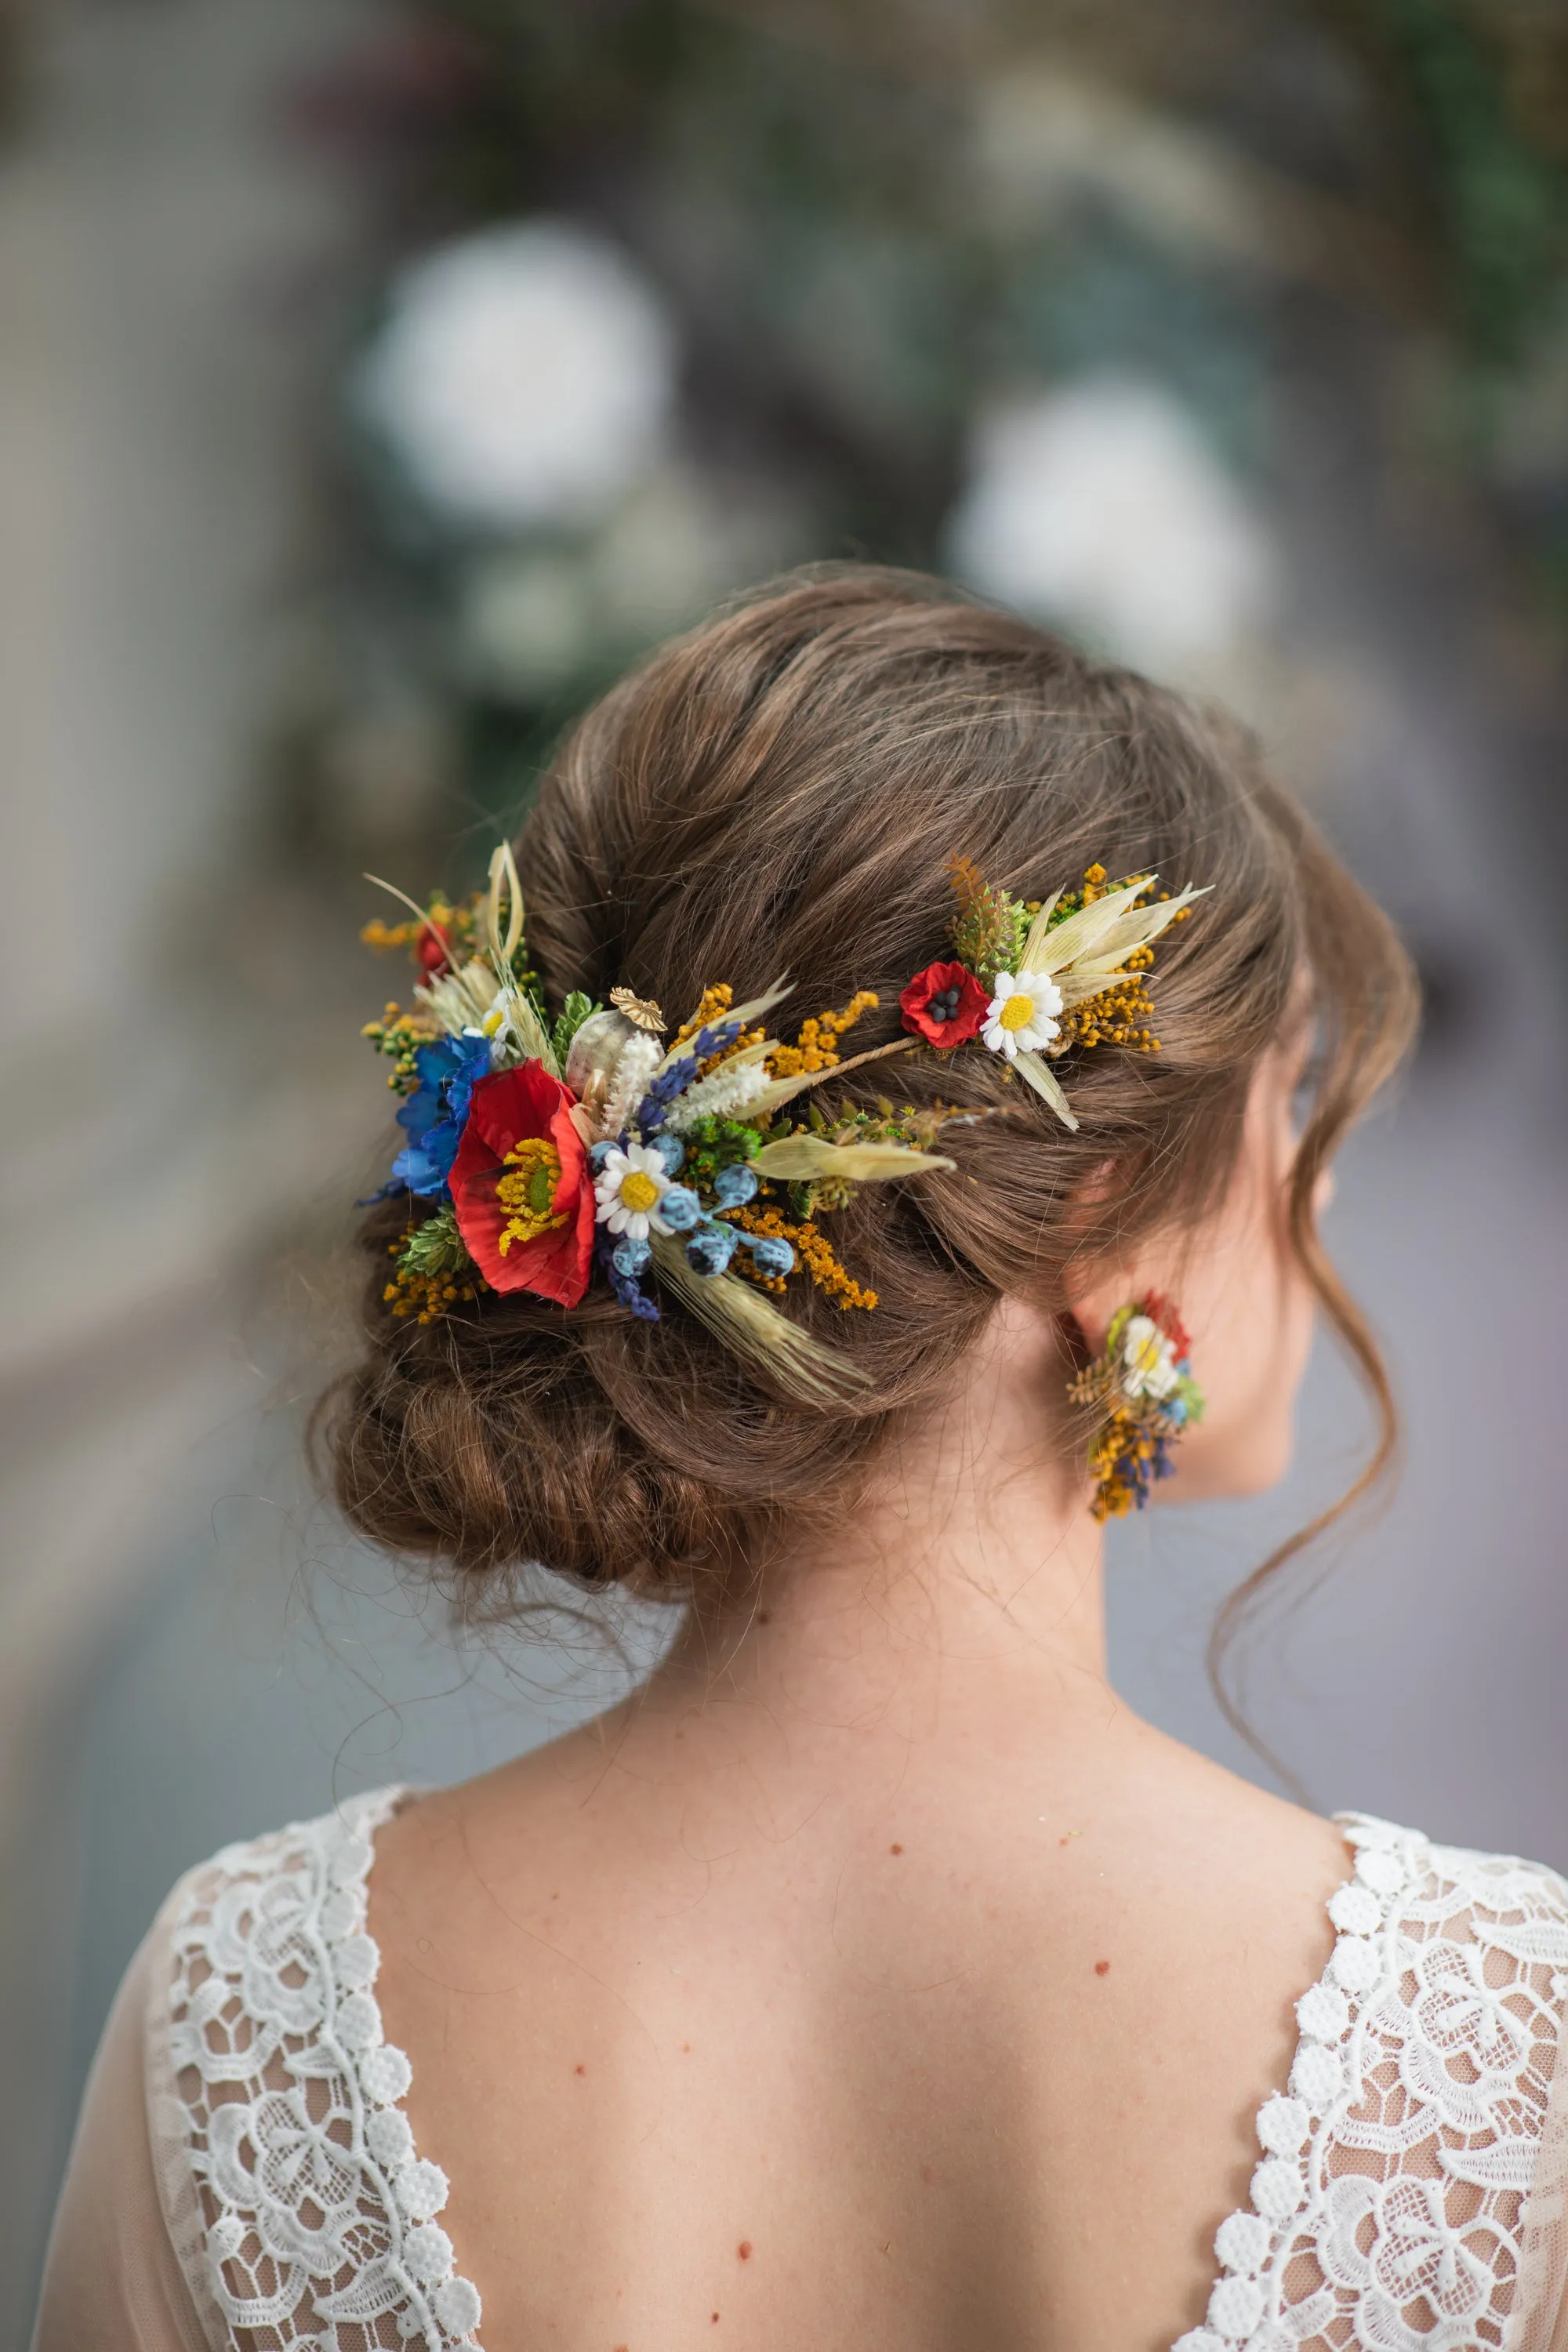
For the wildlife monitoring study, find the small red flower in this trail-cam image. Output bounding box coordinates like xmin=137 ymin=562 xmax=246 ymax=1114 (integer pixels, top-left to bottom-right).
xmin=899 ymin=960 xmax=989 ymax=1049
xmin=1142 ymin=1291 xmax=1192 ymax=1363
xmin=415 ymin=924 xmax=453 ymax=978
xmin=450 ymin=1061 xmax=595 ymax=1307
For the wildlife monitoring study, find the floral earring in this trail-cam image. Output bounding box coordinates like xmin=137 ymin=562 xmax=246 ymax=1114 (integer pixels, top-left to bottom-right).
xmin=1068 ymin=1294 xmax=1206 ymax=1521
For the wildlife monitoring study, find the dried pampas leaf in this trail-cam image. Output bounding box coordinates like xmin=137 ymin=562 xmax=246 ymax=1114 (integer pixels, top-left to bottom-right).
xmin=657 ymin=975 xmax=794 ymax=1075
xmin=751 ymin=1137 xmax=955 ymax=1183
xmin=1019 ymin=877 xmax=1208 ymax=980
xmin=1011 ymin=1049 xmax=1078 ymax=1129
xmin=747 ymin=1036 xmax=915 ymax=1119
xmin=1062 ymin=884 xmax=1208 ymax=977
xmin=485 ymin=840 xmax=525 ymax=968
xmin=1018 ymin=877 xmax=1151 ymax=975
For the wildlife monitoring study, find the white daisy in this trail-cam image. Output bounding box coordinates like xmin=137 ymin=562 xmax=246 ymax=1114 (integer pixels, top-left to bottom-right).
xmin=981 ymin=969 xmax=1063 ymax=1059
xmin=593 ymin=1140 xmax=672 ymax=1240
xmin=1120 ymin=1313 xmax=1180 ymax=1401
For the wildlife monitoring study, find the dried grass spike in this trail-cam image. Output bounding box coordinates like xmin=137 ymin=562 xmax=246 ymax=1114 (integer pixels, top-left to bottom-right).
xmin=650 ymin=1233 xmax=870 ymax=1406
xmin=947 ymin=853 xmax=1029 ymax=975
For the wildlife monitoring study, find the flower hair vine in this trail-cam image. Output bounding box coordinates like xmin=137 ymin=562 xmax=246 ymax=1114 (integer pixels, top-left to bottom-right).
xmin=359 ymin=845 xmax=957 ymax=1405
xmin=898 ymin=858 xmax=1207 ymax=1129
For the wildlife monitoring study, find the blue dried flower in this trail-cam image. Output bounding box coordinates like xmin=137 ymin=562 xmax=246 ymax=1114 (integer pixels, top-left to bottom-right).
xmin=596 ymin=1227 xmax=659 ymax=1321
xmin=651 ymin=1131 xmax=685 ymax=1177
xmin=612 ymin=1236 xmax=652 ymax=1279
xmin=685 ymin=1223 xmax=739 ymax=1277
xmin=743 ymin=1233 xmax=794 ymax=1280
xmin=712 ymin=1161 xmax=759 ymax=1208
xmin=657 ymin=1185 xmax=702 ymax=1232
xmin=633 ymin=1017 xmax=745 ymax=1134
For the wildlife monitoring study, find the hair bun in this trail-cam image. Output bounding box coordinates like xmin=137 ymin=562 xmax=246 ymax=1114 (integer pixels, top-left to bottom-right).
xmin=319 ymin=564 xmax=1414 ymax=1617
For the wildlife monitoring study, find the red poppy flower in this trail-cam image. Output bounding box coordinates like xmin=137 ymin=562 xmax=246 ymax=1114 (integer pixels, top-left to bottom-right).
xmin=450 ymin=1061 xmax=595 ymax=1307
xmin=899 ymin=960 xmax=989 ymax=1049
xmin=415 ymin=924 xmax=452 ymax=978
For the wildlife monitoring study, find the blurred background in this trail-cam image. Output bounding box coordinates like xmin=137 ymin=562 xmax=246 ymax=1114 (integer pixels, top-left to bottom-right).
xmin=4 ymin=0 xmax=1567 ymax=2333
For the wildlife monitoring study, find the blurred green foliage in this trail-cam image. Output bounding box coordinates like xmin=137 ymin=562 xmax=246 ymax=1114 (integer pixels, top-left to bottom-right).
xmin=287 ymin=0 xmax=1568 ymax=865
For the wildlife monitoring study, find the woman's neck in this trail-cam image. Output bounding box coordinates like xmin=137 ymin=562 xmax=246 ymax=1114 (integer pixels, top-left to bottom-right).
xmin=632 ymin=1301 xmax=1120 ymax=1800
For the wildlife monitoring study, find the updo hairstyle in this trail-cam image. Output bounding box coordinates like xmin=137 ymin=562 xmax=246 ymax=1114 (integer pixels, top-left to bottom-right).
xmin=321 ymin=566 xmax=1417 ymax=1630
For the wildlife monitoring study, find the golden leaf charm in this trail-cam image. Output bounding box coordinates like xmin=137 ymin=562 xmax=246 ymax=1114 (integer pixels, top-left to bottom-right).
xmin=608 ymin=986 xmax=666 ymax=1032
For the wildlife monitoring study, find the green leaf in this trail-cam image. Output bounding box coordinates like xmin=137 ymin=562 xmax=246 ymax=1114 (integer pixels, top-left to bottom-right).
xmin=394 ymin=1206 xmax=475 ymax=1283
xmin=1173 ymin=1374 xmax=1207 ymax=1426
xmin=550 ymin=991 xmax=598 ymax=1066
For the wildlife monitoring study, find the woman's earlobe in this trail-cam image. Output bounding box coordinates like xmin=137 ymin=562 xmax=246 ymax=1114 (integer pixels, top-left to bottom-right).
xmin=1057 ymin=1307 xmax=1093 ymax=1371
xmin=1058 ymin=1261 xmax=1128 ymax=1360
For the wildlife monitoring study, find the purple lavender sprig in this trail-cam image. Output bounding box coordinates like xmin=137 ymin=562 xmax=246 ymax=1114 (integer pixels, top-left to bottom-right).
xmin=633 ymin=1016 xmax=746 ymax=1137
xmin=595 ymin=1225 xmax=659 ymax=1320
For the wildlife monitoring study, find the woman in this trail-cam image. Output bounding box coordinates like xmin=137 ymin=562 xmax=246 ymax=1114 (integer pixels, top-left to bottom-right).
xmin=35 ymin=568 xmax=1568 ymax=2351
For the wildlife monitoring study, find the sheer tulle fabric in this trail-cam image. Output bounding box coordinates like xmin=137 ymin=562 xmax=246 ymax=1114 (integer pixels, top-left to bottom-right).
xmin=30 ymin=1793 xmax=1568 ymax=2352
xmin=30 ymin=1927 xmax=213 ymax=2352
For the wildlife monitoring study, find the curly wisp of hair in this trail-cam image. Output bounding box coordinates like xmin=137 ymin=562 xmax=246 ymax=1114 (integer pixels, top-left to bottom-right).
xmin=318 ymin=565 xmax=1418 ymax=1697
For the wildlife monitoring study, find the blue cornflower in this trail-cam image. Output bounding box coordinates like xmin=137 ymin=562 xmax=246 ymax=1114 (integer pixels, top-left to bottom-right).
xmin=390 ymin=1030 xmax=492 ymax=1196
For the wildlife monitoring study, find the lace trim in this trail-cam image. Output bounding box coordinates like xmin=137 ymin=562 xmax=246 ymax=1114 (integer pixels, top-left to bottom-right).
xmin=1174 ymin=1813 xmax=1568 ymax=2352
xmin=151 ymin=1784 xmax=485 ymax=2351
xmin=148 ymin=1788 xmax=1568 ymax=2352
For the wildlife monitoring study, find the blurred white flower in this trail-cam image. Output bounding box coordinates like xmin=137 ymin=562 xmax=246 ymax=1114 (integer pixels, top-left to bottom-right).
xmin=946 ymin=375 xmax=1276 ymax=680
xmin=461 ymin=550 xmax=597 ymax=696
xmin=460 ymin=462 xmax=808 ymax=699
xmin=590 ymin=461 xmax=806 ymax=638
xmin=357 ymin=220 xmax=677 ymax=530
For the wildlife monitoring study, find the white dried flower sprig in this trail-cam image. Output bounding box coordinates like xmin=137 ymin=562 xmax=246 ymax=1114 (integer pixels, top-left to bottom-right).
xmin=1007 ymin=875 xmax=1207 ymax=1128
xmin=663 ymin=1044 xmax=775 ymax=1132
xmin=599 ymin=1029 xmax=664 ymax=1141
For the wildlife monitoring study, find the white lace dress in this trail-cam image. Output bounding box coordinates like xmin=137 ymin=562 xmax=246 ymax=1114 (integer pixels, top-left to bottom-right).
xmin=31 ymin=1788 xmax=1568 ymax=2352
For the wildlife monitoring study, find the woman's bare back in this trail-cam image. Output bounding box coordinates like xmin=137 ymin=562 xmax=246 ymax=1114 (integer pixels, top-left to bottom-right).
xmin=368 ymin=1702 xmax=1349 ymax=2352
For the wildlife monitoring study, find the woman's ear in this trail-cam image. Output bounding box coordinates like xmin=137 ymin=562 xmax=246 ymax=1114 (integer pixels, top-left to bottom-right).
xmin=1059 ymin=1255 xmax=1132 ymax=1359
xmin=1057 ymin=1158 xmax=1141 ymax=1357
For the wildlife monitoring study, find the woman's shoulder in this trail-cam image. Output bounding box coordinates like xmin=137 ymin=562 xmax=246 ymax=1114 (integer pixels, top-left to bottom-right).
xmin=148 ymin=1784 xmax=486 ymax=2351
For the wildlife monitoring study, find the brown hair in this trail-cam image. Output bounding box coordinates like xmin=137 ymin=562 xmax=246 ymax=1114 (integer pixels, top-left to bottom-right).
xmin=321 ymin=565 xmax=1417 ymax=1701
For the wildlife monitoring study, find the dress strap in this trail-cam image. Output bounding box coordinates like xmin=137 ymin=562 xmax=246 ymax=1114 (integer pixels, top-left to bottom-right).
xmin=1176 ymin=1814 xmax=1568 ymax=2350
xmin=142 ymin=1787 xmax=486 ymax=2350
